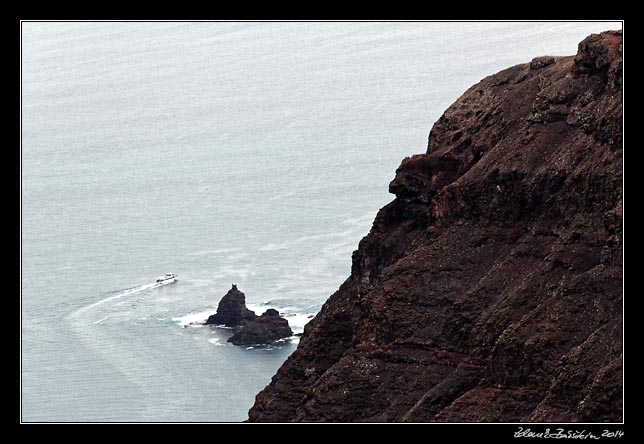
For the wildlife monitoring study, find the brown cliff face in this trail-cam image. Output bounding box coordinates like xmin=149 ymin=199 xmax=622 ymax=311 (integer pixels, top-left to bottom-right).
xmin=248 ymin=31 xmax=623 ymax=422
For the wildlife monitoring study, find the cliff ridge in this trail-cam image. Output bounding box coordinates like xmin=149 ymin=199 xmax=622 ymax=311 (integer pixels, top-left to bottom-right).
xmin=248 ymin=31 xmax=623 ymax=422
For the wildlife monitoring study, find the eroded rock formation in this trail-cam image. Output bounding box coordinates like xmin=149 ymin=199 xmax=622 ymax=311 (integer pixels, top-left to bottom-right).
xmin=204 ymin=284 xmax=257 ymax=327
xmin=228 ymin=309 xmax=294 ymax=346
xmin=248 ymin=31 xmax=623 ymax=422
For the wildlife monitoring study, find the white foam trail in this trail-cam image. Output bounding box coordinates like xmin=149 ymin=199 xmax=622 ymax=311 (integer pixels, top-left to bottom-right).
xmin=259 ymin=243 xmax=286 ymax=252
xmin=282 ymin=313 xmax=315 ymax=334
xmin=69 ymin=281 xmax=164 ymax=320
xmin=268 ymin=191 xmax=295 ymax=201
xmin=64 ymin=280 xmax=181 ymax=393
xmin=172 ymin=309 xmax=216 ymax=327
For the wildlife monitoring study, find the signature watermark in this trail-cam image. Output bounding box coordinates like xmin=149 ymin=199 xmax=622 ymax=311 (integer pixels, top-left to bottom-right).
xmin=514 ymin=427 xmax=624 ymax=440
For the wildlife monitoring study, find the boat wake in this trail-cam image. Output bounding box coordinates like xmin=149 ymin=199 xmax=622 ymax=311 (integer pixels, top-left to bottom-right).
xmin=64 ymin=279 xmax=182 ymax=399
xmin=69 ymin=280 xmax=173 ymax=321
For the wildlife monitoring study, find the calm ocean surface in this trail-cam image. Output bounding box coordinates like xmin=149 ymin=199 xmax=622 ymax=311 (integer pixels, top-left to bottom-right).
xmin=21 ymin=21 xmax=619 ymax=422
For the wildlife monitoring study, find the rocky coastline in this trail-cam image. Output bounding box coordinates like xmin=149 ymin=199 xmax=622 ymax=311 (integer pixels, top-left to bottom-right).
xmin=247 ymin=31 xmax=623 ymax=422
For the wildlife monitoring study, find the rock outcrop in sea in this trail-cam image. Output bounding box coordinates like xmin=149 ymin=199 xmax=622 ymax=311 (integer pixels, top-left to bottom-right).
xmin=204 ymin=284 xmax=257 ymax=327
xmin=204 ymin=285 xmax=294 ymax=346
xmin=248 ymin=31 xmax=623 ymax=422
xmin=228 ymin=309 xmax=294 ymax=346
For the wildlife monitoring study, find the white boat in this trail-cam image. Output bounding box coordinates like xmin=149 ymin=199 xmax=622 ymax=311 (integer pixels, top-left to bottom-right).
xmin=156 ymin=273 xmax=177 ymax=284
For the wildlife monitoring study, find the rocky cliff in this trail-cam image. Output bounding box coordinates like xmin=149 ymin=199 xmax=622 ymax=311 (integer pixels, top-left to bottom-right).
xmin=248 ymin=31 xmax=623 ymax=422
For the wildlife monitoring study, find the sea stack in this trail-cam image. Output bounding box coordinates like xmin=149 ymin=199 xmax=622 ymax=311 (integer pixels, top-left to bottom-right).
xmin=228 ymin=309 xmax=294 ymax=346
xmin=204 ymin=284 xmax=257 ymax=327
xmin=248 ymin=31 xmax=623 ymax=422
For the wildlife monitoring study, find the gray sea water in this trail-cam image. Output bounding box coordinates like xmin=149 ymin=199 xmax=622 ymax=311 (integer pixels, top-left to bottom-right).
xmin=21 ymin=21 xmax=620 ymax=422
